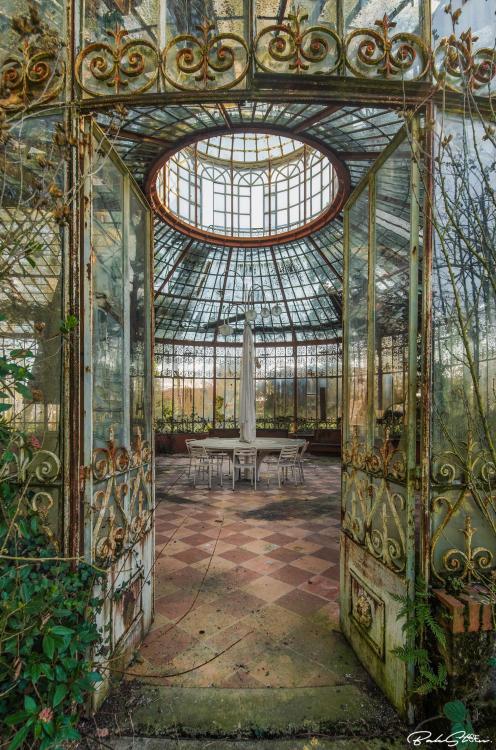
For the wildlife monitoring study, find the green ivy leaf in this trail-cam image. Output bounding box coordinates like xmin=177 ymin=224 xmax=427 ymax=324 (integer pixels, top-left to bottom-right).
xmin=24 ymin=695 xmax=37 ymax=714
xmin=42 ymin=634 xmax=56 ymax=660
xmin=52 ymin=684 xmax=67 ymax=708
xmin=50 ymin=625 xmax=74 ymax=637
xmin=444 ymin=700 xmax=468 ymax=723
xmin=14 ymin=383 xmax=33 ymax=399
xmin=7 ymin=723 xmax=31 ymax=750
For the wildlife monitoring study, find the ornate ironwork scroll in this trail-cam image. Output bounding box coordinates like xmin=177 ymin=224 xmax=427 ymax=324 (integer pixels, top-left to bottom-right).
xmin=344 ymin=14 xmax=430 ymax=81
xmin=91 ymin=427 xmax=152 ymax=564
xmin=0 ymin=3 xmax=65 ymax=112
xmin=1 ymin=46 xmax=65 ymax=110
xmin=342 ymin=426 xmax=406 ymax=482
xmin=342 ymin=429 xmax=408 ymax=574
xmin=254 ymin=9 xmax=342 ymax=76
xmin=433 ymin=29 xmax=496 ymax=95
xmin=430 ymin=435 xmax=496 ymax=583
xmin=74 ymin=17 xmax=496 ymax=97
xmin=162 ymin=20 xmax=250 ymax=91
xmin=75 ymin=26 xmax=159 ymax=96
xmin=0 ymin=433 xmax=61 ymax=544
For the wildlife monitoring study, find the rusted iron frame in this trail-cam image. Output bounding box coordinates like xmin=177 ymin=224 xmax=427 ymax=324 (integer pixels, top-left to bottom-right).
xmin=145 ymin=124 xmax=351 ymax=248
xmin=80 ymin=116 xmax=94 ymax=564
xmin=75 ymin=83 xmax=436 ymax=120
xmin=420 ymin=103 xmax=434 ymax=588
xmin=293 ymin=104 xmax=342 ymax=133
xmin=81 ymin=119 xmax=154 ymax=560
xmin=217 ymin=103 xmax=233 ymax=128
xmin=341 ymin=204 xmax=350 ymax=452
xmin=153 ymin=240 xmax=193 ymax=298
xmin=366 ymin=172 xmax=376 ymax=452
xmin=114 ymin=129 xmax=173 ymax=147
xmin=405 ymin=116 xmax=421 ymax=715
xmin=63 ymin=0 xmax=79 ymax=559
xmin=306 ymin=234 xmax=343 ymax=284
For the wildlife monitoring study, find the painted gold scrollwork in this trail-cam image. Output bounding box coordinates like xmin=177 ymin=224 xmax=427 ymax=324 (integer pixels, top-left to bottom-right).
xmin=92 ymin=476 xmax=129 ymax=563
xmin=345 ymin=14 xmax=430 ymax=81
xmin=1 ymin=48 xmax=65 ymax=110
xmin=366 ymin=482 xmax=406 ymax=573
xmin=431 ymin=479 xmax=496 ymax=582
xmin=0 ymin=434 xmax=61 ymax=543
xmin=342 ymin=427 xmax=367 ymax=471
xmin=92 ymin=428 xmax=130 ymax=480
xmin=434 ymin=29 xmax=496 ymax=94
xmin=343 ymin=428 xmax=406 ymax=482
xmin=342 ymin=428 xmax=408 ymax=574
xmin=0 ymin=433 xmax=61 ymax=485
xmin=91 ymin=428 xmax=152 ymax=564
xmin=366 ymin=433 xmax=407 ymax=483
xmin=162 ymin=20 xmax=249 ymax=91
xmin=432 ymin=432 xmax=496 ymax=488
xmin=442 ymin=515 xmax=493 ymax=582
xmin=254 ymin=8 xmax=342 ymax=76
xmin=75 ymin=26 xmax=159 ymax=96
xmin=342 ymin=466 xmax=367 ymax=544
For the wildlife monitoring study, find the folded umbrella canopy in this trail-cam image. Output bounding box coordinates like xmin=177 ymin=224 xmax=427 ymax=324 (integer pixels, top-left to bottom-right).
xmin=239 ymin=320 xmax=256 ymax=443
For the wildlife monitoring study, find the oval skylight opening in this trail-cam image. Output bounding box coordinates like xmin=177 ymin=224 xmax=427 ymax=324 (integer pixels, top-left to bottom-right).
xmin=149 ymin=131 xmax=349 ymax=247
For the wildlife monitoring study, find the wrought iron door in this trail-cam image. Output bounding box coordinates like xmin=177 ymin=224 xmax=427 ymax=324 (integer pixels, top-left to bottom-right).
xmin=340 ymin=124 xmax=421 ymax=719
xmin=81 ymin=121 xmax=154 ymax=701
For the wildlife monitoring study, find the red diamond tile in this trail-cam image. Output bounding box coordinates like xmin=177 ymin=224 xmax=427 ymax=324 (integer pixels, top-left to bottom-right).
xmin=223 ymin=532 xmax=258 ymax=546
xmin=180 ymin=533 xmax=215 ymax=547
xmin=263 ymin=532 xmax=298 ymax=546
xmin=266 ymin=547 xmax=302 ymax=563
xmin=218 ymin=548 xmax=258 ymax=564
xmin=269 ymin=564 xmax=313 ymax=586
xmin=299 ymin=575 xmax=339 ymax=600
xmin=170 ymin=547 xmax=212 ymax=564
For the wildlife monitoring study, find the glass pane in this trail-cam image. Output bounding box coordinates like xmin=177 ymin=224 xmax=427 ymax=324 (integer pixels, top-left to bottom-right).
xmin=129 ymin=190 xmax=150 ymax=444
xmin=344 ymin=0 xmax=421 ymax=33
xmin=432 ymin=114 xmax=496 ymax=466
xmin=0 ymin=113 xmax=64 ymax=540
xmin=374 ymin=145 xmax=411 ymax=449
xmin=347 ymin=190 xmax=369 ymax=441
xmin=92 ymin=157 xmax=124 ymax=448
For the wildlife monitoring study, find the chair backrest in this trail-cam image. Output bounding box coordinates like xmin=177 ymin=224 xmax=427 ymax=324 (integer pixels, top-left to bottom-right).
xmin=279 ymin=445 xmax=299 ymax=463
xmin=299 ymin=440 xmax=309 ymax=459
xmin=190 ymin=445 xmax=207 ymax=458
xmin=233 ymin=447 xmax=257 ymax=464
xmin=185 ymin=439 xmax=194 ymax=455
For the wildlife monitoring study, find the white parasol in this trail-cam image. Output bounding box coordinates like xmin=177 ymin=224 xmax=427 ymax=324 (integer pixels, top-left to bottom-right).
xmin=239 ymin=320 xmax=256 ymax=443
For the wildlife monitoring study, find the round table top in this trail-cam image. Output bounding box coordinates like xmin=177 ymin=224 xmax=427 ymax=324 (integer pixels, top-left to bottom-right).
xmin=189 ymin=437 xmax=305 ymax=452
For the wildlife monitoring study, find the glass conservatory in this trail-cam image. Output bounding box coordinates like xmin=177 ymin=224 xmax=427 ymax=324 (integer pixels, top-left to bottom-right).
xmin=0 ymin=0 xmax=495 ymax=736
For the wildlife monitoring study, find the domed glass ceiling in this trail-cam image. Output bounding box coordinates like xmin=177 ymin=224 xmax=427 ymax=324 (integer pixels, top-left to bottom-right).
xmin=197 ymin=133 xmax=301 ymax=163
xmin=101 ymin=102 xmax=404 ymax=345
xmin=151 ymin=131 xmax=346 ymax=245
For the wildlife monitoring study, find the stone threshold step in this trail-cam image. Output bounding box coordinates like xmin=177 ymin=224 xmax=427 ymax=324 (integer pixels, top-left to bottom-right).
xmin=104 ymin=685 xmax=403 ymax=739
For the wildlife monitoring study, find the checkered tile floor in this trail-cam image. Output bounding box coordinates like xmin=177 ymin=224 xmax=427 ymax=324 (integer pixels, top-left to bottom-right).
xmin=133 ymin=455 xmax=346 ymax=688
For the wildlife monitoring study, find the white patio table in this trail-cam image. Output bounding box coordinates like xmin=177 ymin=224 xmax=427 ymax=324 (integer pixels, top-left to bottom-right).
xmin=188 ymin=437 xmax=306 ymax=484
